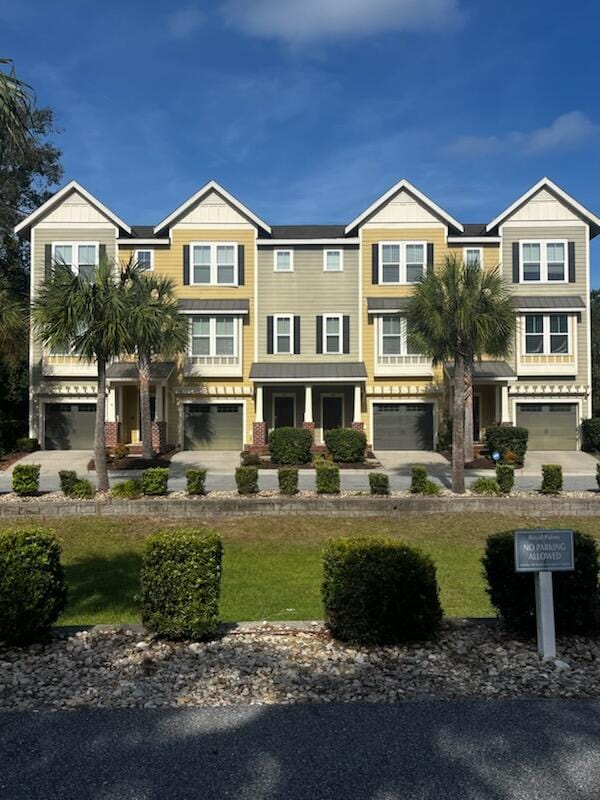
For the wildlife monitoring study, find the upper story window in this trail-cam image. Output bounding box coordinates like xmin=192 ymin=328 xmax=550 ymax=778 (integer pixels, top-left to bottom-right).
xmin=520 ymin=241 xmax=566 ymax=283
xmin=274 ymin=315 xmax=293 ymax=354
xmin=379 ymin=241 xmax=426 ymax=284
xmin=190 ymin=316 xmax=237 ymax=357
xmin=524 ymin=313 xmax=570 ymax=355
xmin=464 ymin=247 xmax=482 ymax=268
xmin=191 ymin=242 xmax=237 ymax=286
xmin=135 ymin=249 xmax=153 ymax=271
xmin=323 ymin=314 xmax=342 ymax=354
xmin=52 ymin=242 xmax=98 ymax=280
xmin=378 ymin=315 xmax=421 ymax=356
xmin=274 ymin=250 xmax=293 ymax=272
xmin=324 ymin=249 xmax=343 ymax=272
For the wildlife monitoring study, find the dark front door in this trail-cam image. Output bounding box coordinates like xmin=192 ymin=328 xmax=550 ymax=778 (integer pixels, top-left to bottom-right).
xmin=473 ymin=395 xmax=481 ymax=442
xmin=274 ymin=396 xmax=295 ymax=428
xmin=322 ymin=396 xmax=343 ymax=432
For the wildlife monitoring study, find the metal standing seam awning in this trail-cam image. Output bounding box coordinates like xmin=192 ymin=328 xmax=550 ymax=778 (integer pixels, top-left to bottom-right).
xmin=444 ymin=361 xmax=516 ymax=382
xmin=249 ymin=362 xmax=367 ymax=382
xmin=106 ymin=362 xmax=176 ymax=382
xmin=178 ymin=299 xmax=250 ymax=314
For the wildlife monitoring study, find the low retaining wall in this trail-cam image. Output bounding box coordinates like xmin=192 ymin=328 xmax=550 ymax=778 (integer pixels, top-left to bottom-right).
xmin=1 ymin=496 xmax=600 ymax=517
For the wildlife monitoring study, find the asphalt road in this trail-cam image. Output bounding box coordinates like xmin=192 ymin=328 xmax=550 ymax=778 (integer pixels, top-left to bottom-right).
xmin=1 ymin=700 xmax=599 ymax=799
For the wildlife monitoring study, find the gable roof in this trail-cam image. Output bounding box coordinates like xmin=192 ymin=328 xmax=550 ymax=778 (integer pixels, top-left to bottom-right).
xmin=14 ymin=180 xmax=131 ymax=235
xmin=153 ymin=180 xmax=271 ymax=235
xmin=344 ymin=178 xmax=464 ymax=235
xmin=486 ymin=177 xmax=600 ymax=234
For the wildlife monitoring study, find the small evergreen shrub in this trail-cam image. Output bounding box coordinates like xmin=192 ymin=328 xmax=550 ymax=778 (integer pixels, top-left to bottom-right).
xmin=111 ymin=479 xmax=142 ymax=499
xmin=471 ymin=477 xmax=500 ymax=496
xmin=496 ymin=464 xmax=515 ymax=494
xmin=113 ymin=443 xmax=130 ymax=460
xmin=541 ymin=464 xmax=563 ymax=495
xmin=581 ymin=418 xmax=600 ymax=452
xmin=410 ymin=465 xmax=428 ymax=494
xmin=59 ymin=470 xmax=79 ymax=496
xmin=235 ymin=466 xmax=258 ymax=494
xmin=316 ymin=464 xmax=340 ymax=494
xmin=141 ymin=467 xmax=169 ymax=496
xmin=324 ymin=428 xmax=366 ymax=463
xmin=278 ymin=467 xmax=299 ymax=496
xmin=483 ymin=530 xmax=600 ymax=634
xmin=368 ymin=472 xmax=389 ymax=495
xmin=186 ymin=468 xmax=207 ymax=495
xmin=16 ymin=437 xmax=39 ymax=453
xmin=0 ymin=528 xmax=67 ymax=644
xmin=422 ymin=479 xmax=440 ymax=496
xmin=240 ymin=451 xmax=261 ymax=467
xmin=70 ymin=479 xmax=95 ymax=499
xmin=12 ymin=464 xmax=40 ymax=496
xmin=485 ymin=426 xmax=528 ymax=465
xmin=268 ymin=427 xmax=312 ymax=465
xmin=141 ymin=528 xmax=222 ymax=640
xmin=322 ymin=536 xmax=442 ymax=644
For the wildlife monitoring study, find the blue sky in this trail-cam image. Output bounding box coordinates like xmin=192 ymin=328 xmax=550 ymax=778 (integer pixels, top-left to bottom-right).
xmin=4 ymin=0 xmax=600 ymax=282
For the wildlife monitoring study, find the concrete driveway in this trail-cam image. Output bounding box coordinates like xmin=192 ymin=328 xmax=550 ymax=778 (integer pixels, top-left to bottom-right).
xmin=0 ymin=450 xmax=93 ymax=492
xmin=169 ymin=450 xmax=242 ymax=477
xmin=522 ymin=450 xmax=599 ymax=476
xmin=374 ymin=450 xmax=449 ymax=476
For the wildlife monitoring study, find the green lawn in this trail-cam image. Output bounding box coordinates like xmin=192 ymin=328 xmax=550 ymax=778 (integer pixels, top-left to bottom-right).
xmin=3 ymin=514 xmax=599 ymax=624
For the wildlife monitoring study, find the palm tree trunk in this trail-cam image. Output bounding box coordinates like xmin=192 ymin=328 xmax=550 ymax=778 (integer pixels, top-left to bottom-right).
xmin=139 ymin=351 xmax=153 ymax=461
xmin=464 ymin=359 xmax=474 ymax=464
xmin=95 ymin=358 xmax=109 ymax=493
xmin=452 ymin=354 xmax=466 ymax=494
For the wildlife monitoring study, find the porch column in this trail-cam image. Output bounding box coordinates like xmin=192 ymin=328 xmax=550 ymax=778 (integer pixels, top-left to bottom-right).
xmin=353 ymin=384 xmax=362 ymax=424
xmin=105 ymin=386 xmax=120 ymax=448
xmin=106 ymin=387 xmax=117 ymax=422
xmin=252 ymin=385 xmax=267 ymax=448
xmin=151 ymin=384 xmax=167 ymax=453
xmin=501 ymin=384 xmax=510 ymax=424
xmin=304 ymin=385 xmax=313 ymax=423
xmin=155 ymin=384 xmax=164 ymax=422
xmin=255 ymin=385 xmax=264 ymax=423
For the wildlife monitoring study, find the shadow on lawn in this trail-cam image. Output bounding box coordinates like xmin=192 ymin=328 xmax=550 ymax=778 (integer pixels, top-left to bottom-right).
xmin=63 ymin=551 xmax=142 ymax=621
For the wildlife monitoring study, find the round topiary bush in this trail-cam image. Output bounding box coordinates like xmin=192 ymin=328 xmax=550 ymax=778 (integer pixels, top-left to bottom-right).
xmin=268 ymin=427 xmax=312 ymax=465
xmin=324 ymin=428 xmax=366 ymax=463
xmin=0 ymin=528 xmax=67 ymax=644
xmin=322 ymin=536 xmax=442 ymax=644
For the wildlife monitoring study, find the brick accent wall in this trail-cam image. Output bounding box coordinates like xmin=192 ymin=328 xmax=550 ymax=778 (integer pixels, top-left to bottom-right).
xmin=104 ymin=421 xmax=120 ymax=448
xmin=151 ymin=421 xmax=167 ymax=454
xmin=302 ymin=421 xmax=316 ymax=440
xmin=351 ymin=422 xmax=365 ymax=432
xmin=252 ymin=421 xmax=267 ymax=447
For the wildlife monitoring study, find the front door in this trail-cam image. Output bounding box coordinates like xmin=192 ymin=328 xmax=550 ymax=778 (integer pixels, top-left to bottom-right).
xmin=473 ymin=395 xmax=481 ymax=442
xmin=274 ymin=395 xmax=295 ymax=428
xmin=322 ymin=396 xmax=343 ymax=433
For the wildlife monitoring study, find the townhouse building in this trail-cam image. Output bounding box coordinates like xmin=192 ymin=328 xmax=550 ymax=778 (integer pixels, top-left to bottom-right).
xmin=15 ymin=176 xmax=599 ymax=453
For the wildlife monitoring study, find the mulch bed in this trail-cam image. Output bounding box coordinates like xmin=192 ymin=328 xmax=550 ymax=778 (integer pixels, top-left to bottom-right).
xmin=253 ymin=459 xmax=381 ymax=470
xmin=88 ymin=449 xmax=177 ymax=472
xmin=0 ymin=451 xmax=31 ymax=472
xmin=440 ymin=450 xmax=522 ymax=471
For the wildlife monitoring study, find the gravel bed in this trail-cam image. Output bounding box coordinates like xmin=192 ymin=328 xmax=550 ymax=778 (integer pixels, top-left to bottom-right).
xmin=0 ymin=620 xmax=598 ymax=710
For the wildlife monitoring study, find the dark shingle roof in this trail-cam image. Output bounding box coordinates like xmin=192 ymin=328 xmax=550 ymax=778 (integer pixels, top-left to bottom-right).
xmin=445 ymin=361 xmax=515 ymax=379
xmin=179 ymin=299 xmax=250 ymax=312
xmin=250 ymin=362 xmax=367 ymax=380
xmin=263 ymin=225 xmax=347 ymax=239
xmin=107 ymin=362 xmax=175 ymax=380
xmin=516 ymin=296 xmax=585 ymax=309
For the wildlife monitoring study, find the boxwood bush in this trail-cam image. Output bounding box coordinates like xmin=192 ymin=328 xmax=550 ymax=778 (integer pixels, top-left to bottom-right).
xmin=495 ymin=464 xmax=515 ymax=494
xmin=316 ymin=464 xmax=340 ymax=494
xmin=268 ymin=427 xmax=312 ymax=465
xmin=410 ymin=465 xmax=428 ymax=494
xmin=16 ymin=437 xmax=39 ymax=453
xmin=471 ymin=477 xmax=500 ymax=496
xmin=485 ymin=426 xmax=528 ymax=465
xmin=322 ymin=536 xmax=442 ymax=644
xmin=235 ymin=466 xmax=259 ymax=494
xmin=186 ymin=468 xmax=207 ymax=495
xmin=140 ymin=528 xmax=222 ymax=640
xmin=0 ymin=528 xmax=67 ymax=644
xmin=581 ymin=418 xmax=600 ymax=452
xmin=111 ymin=479 xmax=142 ymax=499
xmin=324 ymin=428 xmax=366 ymax=463
xmin=59 ymin=470 xmax=79 ymax=496
xmin=278 ymin=467 xmax=299 ymax=496
xmin=12 ymin=464 xmax=40 ymax=496
xmin=141 ymin=467 xmax=169 ymax=496
xmin=70 ymin=479 xmax=95 ymax=499
xmin=541 ymin=464 xmax=563 ymax=495
xmin=483 ymin=530 xmax=600 ymax=634
xmin=368 ymin=472 xmax=389 ymax=495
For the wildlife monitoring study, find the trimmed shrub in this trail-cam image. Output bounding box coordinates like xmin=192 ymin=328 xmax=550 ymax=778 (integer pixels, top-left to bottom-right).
xmin=113 ymin=443 xmax=130 ymax=460
xmin=186 ymin=468 xmax=207 ymax=496
xmin=278 ymin=467 xmax=299 ymax=496
xmin=141 ymin=528 xmax=222 ymax=640
xmin=482 ymin=530 xmax=600 ymax=634
xmin=324 ymin=428 xmax=366 ymax=463
xmin=485 ymin=426 xmax=528 ymax=465
xmin=322 ymin=536 xmax=442 ymax=644
xmin=368 ymin=472 xmax=389 ymax=495
xmin=0 ymin=528 xmax=67 ymax=644
xmin=422 ymin=479 xmax=440 ymax=496
xmin=471 ymin=477 xmax=500 ymax=496
xmin=581 ymin=418 xmax=600 ymax=452
xmin=16 ymin=437 xmax=39 ymax=453
xmin=410 ymin=465 xmax=428 ymax=494
xmin=235 ymin=466 xmax=258 ymax=495
xmin=59 ymin=470 xmax=79 ymax=496
xmin=241 ymin=451 xmax=261 ymax=467
xmin=70 ymin=479 xmax=95 ymax=499
xmin=268 ymin=427 xmax=312 ymax=465
xmin=111 ymin=479 xmax=142 ymax=499
xmin=541 ymin=464 xmax=563 ymax=495
xmin=12 ymin=464 xmax=40 ymax=496
xmin=316 ymin=464 xmax=340 ymax=494
xmin=141 ymin=467 xmax=169 ymax=496
xmin=496 ymin=464 xmax=515 ymax=494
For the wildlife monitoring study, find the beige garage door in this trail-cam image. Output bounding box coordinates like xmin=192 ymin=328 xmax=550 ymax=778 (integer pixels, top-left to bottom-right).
xmin=516 ymin=403 xmax=577 ymax=450
xmin=183 ymin=404 xmax=243 ymax=450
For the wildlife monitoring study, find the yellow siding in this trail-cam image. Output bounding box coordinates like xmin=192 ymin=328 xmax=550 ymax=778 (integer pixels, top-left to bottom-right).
xmin=447 ymin=244 xmax=501 ymax=270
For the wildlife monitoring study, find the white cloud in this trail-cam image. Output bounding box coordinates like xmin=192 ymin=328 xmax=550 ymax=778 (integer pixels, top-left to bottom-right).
xmin=220 ymin=0 xmax=463 ymax=44
xmin=167 ymin=7 xmax=206 ymax=39
xmin=446 ymin=111 xmax=599 ymax=158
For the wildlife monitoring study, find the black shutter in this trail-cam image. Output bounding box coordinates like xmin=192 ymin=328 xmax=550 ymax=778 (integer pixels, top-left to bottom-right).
xmin=99 ymin=244 xmax=107 ymax=263
xmin=568 ymin=241 xmax=576 ymax=283
xmin=183 ymin=245 xmax=190 ymax=285
xmin=267 ymin=316 xmax=274 ymax=354
xmin=44 ymin=244 xmax=52 ymax=280
xmin=342 ymin=315 xmax=350 ymax=354
xmin=512 ymin=242 xmax=520 ymax=283
xmin=294 ymin=316 xmax=301 ymax=354
xmin=427 ymin=243 xmax=434 ymax=272
xmin=238 ymin=244 xmax=245 ymax=285
xmin=371 ymin=244 xmax=379 ymax=284
xmin=316 ymin=315 xmax=323 ymax=354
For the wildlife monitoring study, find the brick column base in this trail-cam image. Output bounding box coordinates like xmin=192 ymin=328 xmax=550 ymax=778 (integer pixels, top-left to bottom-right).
xmin=302 ymin=421 xmax=316 ymax=440
xmin=104 ymin=421 xmax=120 ymax=449
xmin=151 ymin=421 xmax=167 ymax=454
xmin=252 ymin=421 xmax=267 ymax=447
xmin=351 ymin=422 xmax=365 ymax=432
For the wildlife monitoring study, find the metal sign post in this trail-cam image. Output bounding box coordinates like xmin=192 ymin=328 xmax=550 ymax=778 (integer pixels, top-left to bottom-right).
xmin=514 ymin=530 xmax=574 ymax=659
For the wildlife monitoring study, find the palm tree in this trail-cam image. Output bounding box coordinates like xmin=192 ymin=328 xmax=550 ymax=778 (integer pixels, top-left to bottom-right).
xmin=407 ymin=254 xmax=515 ymax=493
xmin=123 ymin=263 xmax=188 ymax=460
xmin=0 ymin=58 xmax=33 ymax=160
xmin=32 ymin=258 xmax=129 ymax=492
xmin=0 ymin=275 xmax=27 ymax=367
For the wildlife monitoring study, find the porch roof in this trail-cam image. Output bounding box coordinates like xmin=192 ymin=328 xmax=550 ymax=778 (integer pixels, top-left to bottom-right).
xmin=367 ymin=297 xmax=411 ymax=313
xmin=106 ymin=362 xmax=176 ymax=381
xmin=178 ymin=299 xmax=250 ymax=314
xmin=250 ymin=362 xmax=367 ymax=382
xmin=444 ymin=360 xmax=516 ymax=380
xmin=516 ymin=296 xmax=585 ymax=310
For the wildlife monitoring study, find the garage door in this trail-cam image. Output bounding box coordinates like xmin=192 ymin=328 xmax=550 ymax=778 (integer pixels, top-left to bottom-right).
xmin=184 ymin=404 xmax=243 ymax=450
xmin=516 ymin=403 xmax=577 ymax=450
xmin=373 ymin=403 xmax=434 ymax=450
xmin=44 ymin=403 xmax=96 ymax=450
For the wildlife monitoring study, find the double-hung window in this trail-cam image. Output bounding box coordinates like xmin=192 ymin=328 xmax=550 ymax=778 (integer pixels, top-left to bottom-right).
xmin=274 ymin=315 xmax=292 ymax=354
xmin=524 ymin=314 xmax=569 ymax=355
xmin=191 ymin=243 xmax=238 ymax=285
xmin=135 ymin=249 xmax=153 ymax=271
xmin=379 ymin=315 xmax=420 ymax=357
xmin=52 ymin=242 xmax=98 ymax=280
xmin=274 ymin=250 xmax=293 ymax=272
xmin=323 ymin=314 xmax=342 ymax=354
xmin=190 ymin=316 xmax=236 ymax=357
xmin=379 ymin=241 xmax=426 ymax=284
xmin=464 ymin=247 xmax=482 ymax=269
xmin=323 ymin=249 xmax=343 ymax=272
xmin=520 ymin=241 xmax=567 ymax=283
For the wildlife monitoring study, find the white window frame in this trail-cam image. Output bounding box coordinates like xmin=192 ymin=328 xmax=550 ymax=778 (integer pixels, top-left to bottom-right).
xmin=51 ymin=241 xmax=99 ymax=277
xmin=135 ymin=248 xmax=154 ymax=271
xmin=190 ymin=242 xmax=238 ymax=286
xmin=463 ymin=247 xmax=483 ymax=269
xmin=274 ymin=314 xmax=294 ymax=355
xmin=189 ymin=316 xmax=239 ymax=358
xmin=323 ymin=249 xmax=343 ymax=272
xmin=378 ymin=241 xmax=427 ymax=285
xmin=519 ymin=240 xmax=568 ymax=284
xmin=522 ymin=313 xmax=571 ymax=356
xmin=273 ymin=249 xmax=294 ymax=273
xmin=323 ymin=313 xmax=343 ymax=355
xmin=377 ymin=315 xmax=422 ymax=357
